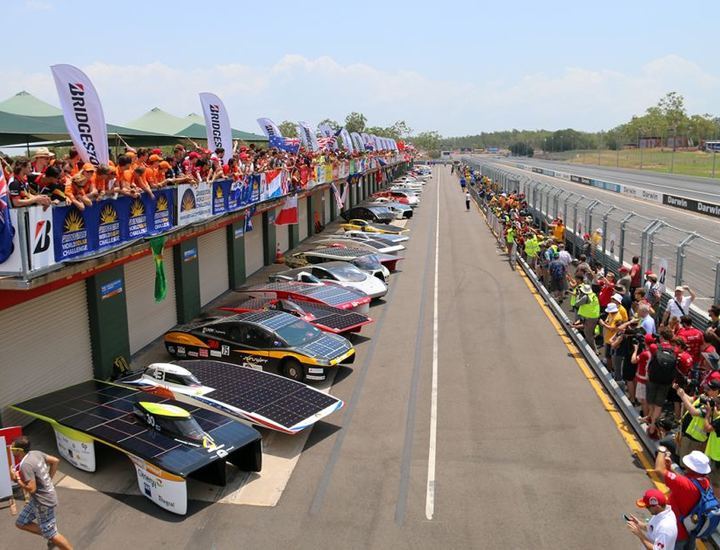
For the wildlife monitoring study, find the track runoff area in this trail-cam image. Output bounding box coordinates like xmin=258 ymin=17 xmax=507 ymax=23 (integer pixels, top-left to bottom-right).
xmin=6 ymin=166 xmax=659 ymax=549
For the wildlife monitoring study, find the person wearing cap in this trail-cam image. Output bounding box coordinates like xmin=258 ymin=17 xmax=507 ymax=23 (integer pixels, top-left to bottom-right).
xmin=64 ymin=173 xmax=93 ymax=210
xmin=664 ymin=286 xmax=697 ymax=327
xmin=31 ymin=147 xmax=55 ymax=175
xmin=633 ymin=333 xmax=657 ymax=418
xmin=30 ymin=165 xmax=66 ymax=205
xmin=655 ymin=444 xmax=710 ymax=548
xmin=626 ymin=487 xmax=677 ymax=549
xmin=618 ymin=266 xmax=632 ymax=292
xmin=574 ymin=284 xmax=600 ymax=353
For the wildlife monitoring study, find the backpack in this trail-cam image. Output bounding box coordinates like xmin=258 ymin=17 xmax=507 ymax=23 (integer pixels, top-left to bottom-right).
xmin=682 ymin=478 xmax=720 ymax=540
xmin=648 ymin=346 xmax=678 ymax=384
xmin=549 ymin=261 xmax=565 ymax=281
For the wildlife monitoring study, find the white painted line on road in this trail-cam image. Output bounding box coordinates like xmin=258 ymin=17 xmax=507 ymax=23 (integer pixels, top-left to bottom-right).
xmin=425 ymin=167 xmax=440 ymax=520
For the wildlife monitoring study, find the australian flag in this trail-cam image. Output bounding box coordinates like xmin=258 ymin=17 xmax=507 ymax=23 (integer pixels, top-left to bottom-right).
xmin=269 ymin=135 xmax=300 ymax=154
xmin=0 ymin=171 xmax=15 ymax=262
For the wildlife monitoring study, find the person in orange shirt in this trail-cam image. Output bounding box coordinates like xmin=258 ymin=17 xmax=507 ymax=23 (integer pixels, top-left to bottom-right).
xmin=78 ymin=163 xmax=100 ymax=202
xmin=133 ymin=165 xmax=155 ymax=199
xmin=94 ymin=164 xmax=117 ymax=197
xmin=65 ymin=173 xmax=93 ymax=210
xmin=116 ymin=155 xmax=140 ymax=198
xmin=145 ymin=154 xmax=163 ymax=187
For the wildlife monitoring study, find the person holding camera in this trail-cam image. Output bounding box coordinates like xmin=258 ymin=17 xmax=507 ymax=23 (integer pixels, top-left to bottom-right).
xmin=675 ymin=380 xmax=720 ymax=460
xmin=702 ymin=392 xmax=720 ymax=494
xmin=655 ymin=444 xmax=712 ymax=550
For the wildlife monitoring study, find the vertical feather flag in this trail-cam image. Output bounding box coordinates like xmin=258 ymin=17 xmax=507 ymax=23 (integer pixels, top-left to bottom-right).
xmin=150 ymin=236 xmax=167 ymax=302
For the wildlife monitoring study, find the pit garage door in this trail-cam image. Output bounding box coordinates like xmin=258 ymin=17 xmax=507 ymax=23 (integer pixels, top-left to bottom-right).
xmin=275 ymin=205 xmax=290 ymax=253
xmin=125 ymin=250 xmax=177 ymax=354
xmin=323 ymin=188 xmax=331 ymax=224
xmin=199 ymin=228 xmax=229 ymax=306
xmin=0 ymin=282 xmax=93 ymax=426
xmin=244 ymin=213 xmax=264 ymax=276
xmin=299 ymin=196 xmax=309 ymax=241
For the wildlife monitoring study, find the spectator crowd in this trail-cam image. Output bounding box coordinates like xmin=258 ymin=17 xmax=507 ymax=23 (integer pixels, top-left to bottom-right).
xmin=4 ymin=140 xmax=400 ymax=211
xmin=458 ymin=161 xmax=720 ymax=549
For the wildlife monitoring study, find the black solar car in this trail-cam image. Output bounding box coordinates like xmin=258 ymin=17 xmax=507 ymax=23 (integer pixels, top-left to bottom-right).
xmin=341 ymin=205 xmax=395 ymax=224
xmin=164 ymin=311 xmax=355 ymax=382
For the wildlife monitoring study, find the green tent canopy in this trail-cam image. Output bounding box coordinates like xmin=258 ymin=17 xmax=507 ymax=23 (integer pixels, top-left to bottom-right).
xmin=126 ymin=108 xmax=266 ymax=144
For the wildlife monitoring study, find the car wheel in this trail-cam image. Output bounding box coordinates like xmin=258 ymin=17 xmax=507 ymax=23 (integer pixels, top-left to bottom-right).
xmin=282 ymin=358 xmax=304 ymax=381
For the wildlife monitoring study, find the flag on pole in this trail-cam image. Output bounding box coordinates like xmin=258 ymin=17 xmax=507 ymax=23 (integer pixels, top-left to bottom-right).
xmin=256 ymin=117 xmax=282 ymax=138
xmin=297 ymin=121 xmax=320 ymax=152
xmin=268 ymin=135 xmax=300 ymax=153
xmin=51 ymin=64 xmax=109 ymax=166
xmin=275 ymin=195 xmax=299 ymax=225
xmin=199 ymin=92 xmax=233 ymax=165
xmin=0 ymin=170 xmax=15 ymax=263
xmin=245 ymin=205 xmax=256 ymax=233
xmin=330 ymin=182 xmax=344 ymax=210
xmin=150 ymin=236 xmax=167 ymax=302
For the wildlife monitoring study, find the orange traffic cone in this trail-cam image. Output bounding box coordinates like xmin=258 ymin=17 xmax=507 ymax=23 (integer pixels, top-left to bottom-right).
xmin=275 ymin=242 xmax=285 ymax=264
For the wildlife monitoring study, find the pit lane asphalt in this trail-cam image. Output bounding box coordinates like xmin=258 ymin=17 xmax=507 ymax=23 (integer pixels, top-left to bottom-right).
xmin=5 ymin=166 xmax=651 ymax=549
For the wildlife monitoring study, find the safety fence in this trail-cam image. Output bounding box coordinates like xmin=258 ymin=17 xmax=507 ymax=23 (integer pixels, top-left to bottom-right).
xmin=1 ymin=157 xmax=406 ymax=280
xmin=471 ymin=161 xmax=720 ymax=316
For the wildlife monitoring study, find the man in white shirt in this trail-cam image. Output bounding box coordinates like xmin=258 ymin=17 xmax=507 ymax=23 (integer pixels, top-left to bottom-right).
xmin=663 ymin=285 xmax=696 ymax=326
xmin=557 ymin=243 xmax=573 ymax=267
xmin=627 ymin=488 xmax=677 ymax=549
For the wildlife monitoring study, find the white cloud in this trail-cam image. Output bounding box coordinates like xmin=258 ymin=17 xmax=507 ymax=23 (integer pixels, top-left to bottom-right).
xmin=24 ymin=0 xmax=52 ymax=11
xmin=1 ymin=54 xmax=718 ymax=136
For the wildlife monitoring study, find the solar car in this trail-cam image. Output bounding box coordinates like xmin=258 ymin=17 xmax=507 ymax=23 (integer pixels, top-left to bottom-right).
xmin=339 ymin=218 xmax=409 ymax=235
xmin=372 ymin=190 xmax=419 ymax=207
xmin=285 ymin=248 xmax=391 ymax=280
xmin=340 ymin=205 xmax=395 ymax=224
xmin=366 ymin=198 xmax=413 ymax=219
xmin=164 ymin=310 xmax=355 ymax=382
xmin=237 ymin=282 xmax=371 ymax=314
xmin=120 ymin=361 xmax=345 ymax=434
xmin=221 ymin=295 xmax=372 ymax=334
xmin=342 ymin=229 xmax=409 ymax=245
xmin=271 ymin=261 xmax=388 ymax=299
xmin=12 ymin=381 xmax=262 ymax=515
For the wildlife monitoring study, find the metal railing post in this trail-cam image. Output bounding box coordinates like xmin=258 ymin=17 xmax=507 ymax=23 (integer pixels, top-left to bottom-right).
xmin=618 ymin=212 xmax=635 ymax=266
xmin=601 ymin=206 xmax=617 ymax=267
xmin=674 ymin=233 xmax=698 ymax=288
xmin=585 ymin=200 xmax=600 ymax=236
xmin=640 ymin=220 xmax=660 ymax=275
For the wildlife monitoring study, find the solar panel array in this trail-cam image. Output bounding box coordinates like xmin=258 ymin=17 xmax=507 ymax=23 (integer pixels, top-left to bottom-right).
xmin=308 ymin=247 xmax=371 ymax=259
xmin=300 ymin=334 xmax=352 ymax=361
xmin=178 ymin=360 xmax=340 ymax=429
xmin=247 ymin=283 xmax=367 ymax=307
xmin=13 ymin=381 xmax=259 ymax=477
xmin=298 ymin=302 xmax=371 ymax=332
xmin=240 ymin=310 xmax=298 ymax=331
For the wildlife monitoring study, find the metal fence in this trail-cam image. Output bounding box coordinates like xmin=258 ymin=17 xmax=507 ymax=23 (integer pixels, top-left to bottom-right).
xmin=470 ymin=162 xmax=720 ymax=323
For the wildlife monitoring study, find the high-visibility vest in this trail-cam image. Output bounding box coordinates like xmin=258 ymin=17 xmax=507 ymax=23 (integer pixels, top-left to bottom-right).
xmin=525 ymin=237 xmax=539 ymax=258
xmin=506 ymin=228 xmax=515 ymax=244
xmin=706 ymin=412 xmax=720 ymax=460
xmin=577 ymin=292 xmax=600 ymax=319
xmin=684 ymin=399 xmax=709 ymax=443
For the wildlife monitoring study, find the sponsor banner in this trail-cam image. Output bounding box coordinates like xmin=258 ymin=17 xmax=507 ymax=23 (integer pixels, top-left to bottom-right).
xmin=100 ymin=278 xmax=123 ymax=300
xmin=620 ymin=185 xmax=663 ymax=204
xmin=570 ymin=175 xmax=592 ymax=185
xmin=532 ymin=167 xmax=543 ymax=174
xmin=27 ymin=206 xmax=55 ymax=270
xmin=53 ymin=428 xmax=95 ymax=472
xmin=662 ymin=193 xmax=720 ymax=218
xmin=212 ymin=179 xmax=229 ymax=215
xmin=147 ymin=189 xmax=175 ymax=234
xmin=226 ymin=176 xmax=257 ymax=211
xmin=256 ymin=117 xmax=281 ymax=139
xmin=558 ymin=172 xmax=571 ymax=181
xmin=51 ymin=64 xmax=109 ymax=166
xmin=52 ymin=205 xmax=95 ymax=261
xmin=590 ymin=179 xmax=622 ymax=193
xmin=183 ymin=247 xmax=197 ymax=262
xmin=0 ymin=209 xmax=23 ymax=274
xmin=177 ymin=182 xmax=212 ymax=226
xmin=130 ymin=456 xmax=187 ymax=515
xmin=199 ymin=92 xmax=233 ymax=165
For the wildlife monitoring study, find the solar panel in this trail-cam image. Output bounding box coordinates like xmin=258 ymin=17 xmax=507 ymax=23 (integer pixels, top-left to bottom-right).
xmin=177 ymin=360 xmax=341 ymax=430
xmin=244 ymin=283 xmax=367 ymax=307
xmin=300 ymin=335 xmax=351 ymax=360
xmin=307 ymin=247 xmax=371 ymax=259
xmin=12 ymin=381 xmax=260 ymax=478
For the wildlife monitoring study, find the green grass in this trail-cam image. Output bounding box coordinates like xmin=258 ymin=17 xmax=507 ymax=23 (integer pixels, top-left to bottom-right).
xmin=542 ymin=148 xmax=720 ymax=179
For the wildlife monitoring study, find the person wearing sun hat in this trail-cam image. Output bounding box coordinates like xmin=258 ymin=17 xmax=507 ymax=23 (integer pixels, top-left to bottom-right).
xmin=626 ymin=487 xmax=677 ymax=549
xmin=654 ymin=444 xmax=712 ymax=548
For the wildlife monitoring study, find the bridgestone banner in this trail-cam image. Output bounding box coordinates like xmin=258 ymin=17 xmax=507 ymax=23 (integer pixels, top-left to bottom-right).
xmin=199 ymin=93 xmax=233 ymax=165
xmin=51 ymin=64 xmax=109 ymax=166
xmin=256 ymin=117 xmax=282 ymax=138
xmin=340 ymin=128 xmax=354 ymax=154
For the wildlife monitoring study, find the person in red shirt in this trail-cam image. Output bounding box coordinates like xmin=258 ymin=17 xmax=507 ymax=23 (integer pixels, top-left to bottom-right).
xmin=598 ymin=272 xmax=616 ymax=310
xmin=678 ymin=316 xmax=706 ymax=367
xmin=655 ymin=447 xmax=712 ymax=547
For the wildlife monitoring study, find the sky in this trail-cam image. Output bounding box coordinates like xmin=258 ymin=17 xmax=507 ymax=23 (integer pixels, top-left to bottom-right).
xmin=4 ymin=0 xmax=719 ymax=136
